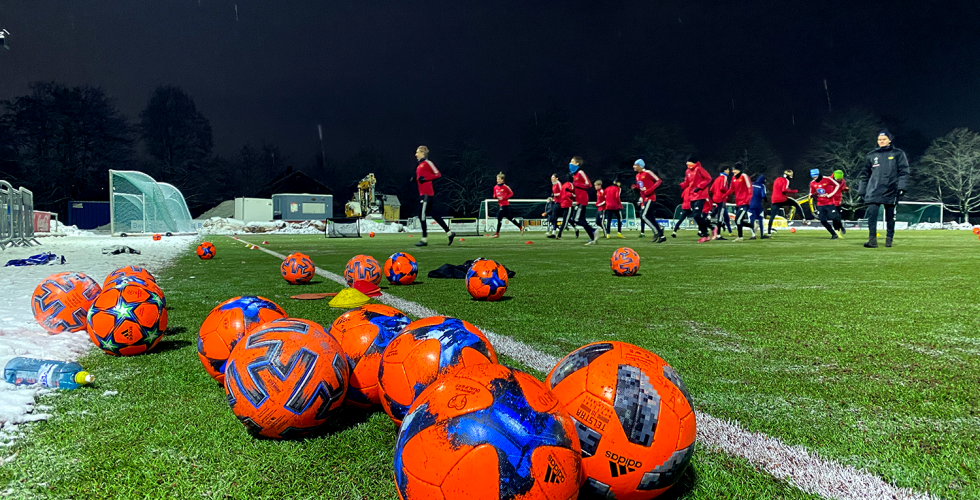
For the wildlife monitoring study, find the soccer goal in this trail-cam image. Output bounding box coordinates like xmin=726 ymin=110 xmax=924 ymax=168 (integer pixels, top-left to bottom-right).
xmin=478 ymin=199 xmax=639 ymax=232
xmin=109 ymin=170 xmax=194 ymax=236
xmin=325 ymin=218 xmax=361 ymax=238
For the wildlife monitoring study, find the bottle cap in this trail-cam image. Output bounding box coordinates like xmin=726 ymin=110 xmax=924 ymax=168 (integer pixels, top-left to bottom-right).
xmin=75 ymin=371 xmax=94 ymax=385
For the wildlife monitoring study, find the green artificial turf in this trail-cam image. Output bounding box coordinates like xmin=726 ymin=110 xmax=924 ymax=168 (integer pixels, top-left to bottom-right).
xmin=2 ymin=230 xmax=978 ymax=499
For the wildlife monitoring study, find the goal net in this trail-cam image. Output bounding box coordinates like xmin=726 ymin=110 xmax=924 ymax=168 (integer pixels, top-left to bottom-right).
xmin=325 ymin=218 xmax=361 ymax=238
xmin=478 ymin=199 xmax=639 ymax=233
xmin=109 ymin=170 xmax=194 ymax=236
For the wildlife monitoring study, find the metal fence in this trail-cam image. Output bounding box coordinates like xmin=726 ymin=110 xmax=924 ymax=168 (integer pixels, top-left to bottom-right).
xmin=1 ymin=180 xmax=41 ymax=250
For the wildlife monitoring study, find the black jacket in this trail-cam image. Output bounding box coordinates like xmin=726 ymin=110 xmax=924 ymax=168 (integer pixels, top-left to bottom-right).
xmin=858 ymin=145 xmax=909 ymax=205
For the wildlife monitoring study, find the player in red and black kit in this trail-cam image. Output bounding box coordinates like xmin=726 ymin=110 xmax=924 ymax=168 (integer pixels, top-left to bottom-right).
xmin=632 ymin=159 xmax=666 ymax=243
xmin=671 ymin=185 xmax=693 ymax=238
xmin=411 ymin=146 xmax=454 ymax=246
xmin=831 ymin=170 xmax=847 ymax=235
xmin=546 ymin=173 xmax=562 ymax=238
xmin=767 ymin=169 xmax=811 ymax=236
xmin=555 ymin=175 xmax=578 ymax=239
xmin=707 ymin=164 xmax=734 ymax=240
xmin=558 ymin=156 xmax=597 ymax=244
xmin=593 ymin=179 xmax=607 ymax=237
xmin=809 ymin=168 xmax=841 ymax=239
xmin=679 ymin=155 xmax=713 ymax=242
xmin=730 ymin=162 xmax=754 ymax=241
xmin=603 ymin=179 xmax=626 ymax=238
xmin=492 ymin=172 xmax=523 ymax=238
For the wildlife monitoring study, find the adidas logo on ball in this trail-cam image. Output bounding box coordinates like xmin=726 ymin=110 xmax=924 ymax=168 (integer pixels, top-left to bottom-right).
xmin=606 ymin=451 xmax=642 ymax=477
xmin=544 ymin=454 xmax=566 ymax=484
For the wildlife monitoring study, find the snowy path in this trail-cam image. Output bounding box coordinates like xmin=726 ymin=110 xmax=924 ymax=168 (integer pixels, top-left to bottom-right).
xmin=0 ymin=236 xmax=195 ymax=445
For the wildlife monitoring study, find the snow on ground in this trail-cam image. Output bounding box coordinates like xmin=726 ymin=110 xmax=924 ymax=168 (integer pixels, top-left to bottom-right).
xmin=0 ymin=235 xmax=195 ymax=445
xmin=199 ymin=217 xmax=406 ymax=235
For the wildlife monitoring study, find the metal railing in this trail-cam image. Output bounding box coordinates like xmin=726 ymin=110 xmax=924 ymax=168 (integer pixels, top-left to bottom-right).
xmin=0 ymin=180 xmax=42 ymax=250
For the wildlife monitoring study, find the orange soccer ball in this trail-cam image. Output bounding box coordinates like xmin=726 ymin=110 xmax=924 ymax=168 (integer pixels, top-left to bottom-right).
xmin=224 ymin=318 xmax=349 ymax=439
xmin=31 ymin=272 xmax=102 ymax=334
xmin=790 ymin=227 xmax=797 ymax=233
xmin=547 ymin=341 xmax=696 ymax=499
xmin=197 ymin=296 xmax=288 ymax=385
xmin=610 ymin=247 xmax=640 ymax=276
xmin=104 ymin=265 xmax=156 ymax=285
xmin=281 ymin=253 xmax=316 ymax=285
xmin=345 ymin=255 xmax=383 ymax=286
xmin=378 ymin=316 xmax=498 ymax=426
xmin=86 ymin=283 xmax=168 ymax=356
xmin=197 ymin=242 xmax=216 ymax=260
xmin=384 ymin=252 xmax=418 ymax=285
xmin=465 ymin=259 xmax=508 ymax=301
xmin=973 ymin=226 xmax=980 ymax=235
xmin=153 ymin=233 xmax=162 ymax=241
xmin=328 ymin=304 xmax=411 ymax=408
xmin=393 ymin=363 xmax=583 ymax=500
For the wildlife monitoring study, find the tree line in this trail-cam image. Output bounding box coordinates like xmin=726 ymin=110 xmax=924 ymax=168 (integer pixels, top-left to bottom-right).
xmin=1 ymin=81 xmax=978 ymax=223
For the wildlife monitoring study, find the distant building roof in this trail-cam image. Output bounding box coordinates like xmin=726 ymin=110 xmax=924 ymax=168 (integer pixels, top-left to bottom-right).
xmin=257 ymin=167 xmax=332 ymax=197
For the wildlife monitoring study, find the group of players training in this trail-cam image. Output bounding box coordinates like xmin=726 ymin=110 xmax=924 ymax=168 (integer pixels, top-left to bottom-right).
xmin=411 ymin=129 xmax=909 ymax=248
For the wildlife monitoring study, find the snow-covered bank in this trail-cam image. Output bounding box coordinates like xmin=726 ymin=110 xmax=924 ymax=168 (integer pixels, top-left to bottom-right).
xmin=198 ymin=217 xmax=406 ymax=235
xmin=0 ymin=236 xmax=195 ymax=444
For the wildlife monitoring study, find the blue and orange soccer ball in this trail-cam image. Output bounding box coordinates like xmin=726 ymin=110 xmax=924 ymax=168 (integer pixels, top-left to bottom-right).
xmin=611 ymin=247 xmax=640 ymax=276
xmin=224 ymin=318 xmax=348 ymax=439
xmin=384 ymin=252 xmax=418 ymax=285
xmin=378 ymin=316 xmax=498 ymax=425
xmin=31 ymin=272 xmax=102 ymax=334
xmin=197 ymin=296 xmax=288 ymax=385
xmin=281 ymin=252 xmax=315 ymax=285
xmin=394 ymin=363 xmax=583 ymax=500
xmin=465 ymin=259 xmax=508 ymax=301
xmin=547 ymin=341 xmax=696 ymax=499
xmin=345 ymin=254 xmax=382 ymax=286
xmin=86 ymin=282 xmax=168 ymax=356
xmin=197 ymin=242 xmax=216 ymax=260
xmin=328 ymin=304 xmax=411 ymax=408
xmin=104 ymin=265 xmax=156 ymax=285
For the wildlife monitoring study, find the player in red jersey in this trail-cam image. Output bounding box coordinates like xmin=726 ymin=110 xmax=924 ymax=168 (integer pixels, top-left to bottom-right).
xmin=767 ymin=169 xmax=812 ymax=236
xmin=492 ymin=173 xmax=523 ymax=238
xmin=729 ymin=162 xmax=755 ymax=241
xmin=707 ymin=164 xmax=734 ymax=240
xmin=555 ymin=175 xmax=578 ymax=239
xmin=632 ymin=159 xmax=666 ymax=243
xmin=680 ymin=155 xmax=713 ymax=242
xmin=831 ymin=169 xmax=847 ymax=235
xmin=603 ymin=178 xmax=626 ymax=238
xmin=546 ymin=173 xmax=563 ymax=238
xmin=594 ymin=179 xmax=607 ymax=237
xmin=411 ymin=146 xmax=454 ymax=247
xmin=809 ymin=168 xmax=841 ymax=239
xmin=558 ymin=156 xmax=597 ymax=245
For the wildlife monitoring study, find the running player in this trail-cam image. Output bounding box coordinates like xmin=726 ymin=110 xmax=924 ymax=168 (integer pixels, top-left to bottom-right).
xmin=411 ymin=145 xmax=455 ymax=246
xmin=750 ymin=174 xmax=768 ymax=239
xmin=569 ymin=156 xmax=597 ymax=245
xmin=594 ymin=179 xmax=607 ymax=237
xmin=708 ymin=163 xmax=734 ymax=240
xmin=831 ymin=169 xmax=847 ymax=235
xmin=604 ymin=178 xmax=626 ymax=238
xmin=730 ymin=162 xmax=754 ymax=241
xmin=767 ymin=169 xmax=812 ymax=236
xmin=633 ymin=159 xmax=666 ymax=243
xmin=809 ymin=169 xmax=841 ymax=239
xmin=680 ymin=155 xmax=712 ymax=242
xmin=492 ymin=172 xmax=524 ymax=238
xmin=546 ymin=173 xmax=562 ymax=238
xmin=555 ymin=174 xmax=577 ymax=240
xmin=671 ymin=185 xmax=692 ymax=238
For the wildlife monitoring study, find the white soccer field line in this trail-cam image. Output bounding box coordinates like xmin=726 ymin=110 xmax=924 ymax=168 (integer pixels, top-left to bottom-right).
xmin=232 ymin=236 xmax=936 ymax=500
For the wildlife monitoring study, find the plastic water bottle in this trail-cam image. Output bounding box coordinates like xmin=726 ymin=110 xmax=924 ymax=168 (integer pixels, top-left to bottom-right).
xmin=3 ymin=357 xmax=94 ymax=390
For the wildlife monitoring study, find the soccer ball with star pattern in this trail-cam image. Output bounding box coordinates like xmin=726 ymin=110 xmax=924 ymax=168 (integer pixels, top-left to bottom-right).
xmin=86 ymin=282 xmax=168 ymax=356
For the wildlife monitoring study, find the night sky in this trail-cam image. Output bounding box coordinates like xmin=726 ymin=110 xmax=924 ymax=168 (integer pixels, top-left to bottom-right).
xmin=2 ymin=0 xmax=979 ymax=170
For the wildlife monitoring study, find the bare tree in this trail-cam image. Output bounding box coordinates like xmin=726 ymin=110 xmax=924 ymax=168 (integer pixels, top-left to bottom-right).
xmin=3 ymin=82 xmax=132 ymax=212
xmin=720 ymin=129 xmax=784 ymax=180
xmin=918 ymin=128 xmax=980 ymax=222
xmin=139 ymin=86 xmax=213 ymax=186
xmin=441 ymin=140 xmax=496 ymax=217
xmin=801 ymin=109 xmax=882 ymax=216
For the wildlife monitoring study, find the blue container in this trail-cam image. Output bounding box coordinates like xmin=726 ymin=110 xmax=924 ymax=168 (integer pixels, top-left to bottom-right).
xmin=4 ymin=357 xmax=94 ymax=390
xmin=69 ymin=201 xmax=110 ymax=230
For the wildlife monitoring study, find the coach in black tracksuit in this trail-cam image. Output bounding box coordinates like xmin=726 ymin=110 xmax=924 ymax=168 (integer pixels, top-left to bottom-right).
xmin=858 ymin=129 xmax=909 ymax=248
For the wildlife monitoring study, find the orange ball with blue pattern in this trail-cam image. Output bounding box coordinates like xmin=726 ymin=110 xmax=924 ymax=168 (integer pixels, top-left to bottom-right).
xmin=610 ymin=247 xmax=640 ymax=276
xmin=281 ymin=253 xmax=315 ymax=285
xmin=465 ymin=259 xmax=508 ymax=301
xmin=345 ymin=254 xmax=382 ymax=286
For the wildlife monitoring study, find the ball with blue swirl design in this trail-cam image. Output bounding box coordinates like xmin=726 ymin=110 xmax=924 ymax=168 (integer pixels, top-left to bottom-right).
xmin=466 ymin=259 xmax=508 ymax=301
xmin=384 ymin=252 xmax=419 ymax=285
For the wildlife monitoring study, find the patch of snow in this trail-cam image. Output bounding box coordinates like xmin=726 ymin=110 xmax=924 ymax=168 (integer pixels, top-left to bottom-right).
xmin=102 ymin=390 xmax=118 ymax=397
xmin=198 ymin=217 xmax=405 ymax=235
xmin=0 ymin=236 xmax=194 ymax=443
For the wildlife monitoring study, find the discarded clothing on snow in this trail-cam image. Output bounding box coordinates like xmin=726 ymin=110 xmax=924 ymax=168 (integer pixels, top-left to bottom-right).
xmin=427 ymin=259 xmax=515 ymax=279
xmin=5 ymin=252 xmax=65 ymax=267
xmin=102 ymin=245 xmax=141 ymax=256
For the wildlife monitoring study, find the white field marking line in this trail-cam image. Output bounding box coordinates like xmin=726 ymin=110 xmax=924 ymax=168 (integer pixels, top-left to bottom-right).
xmin=233 ymin=237 xmax=937 ymax=500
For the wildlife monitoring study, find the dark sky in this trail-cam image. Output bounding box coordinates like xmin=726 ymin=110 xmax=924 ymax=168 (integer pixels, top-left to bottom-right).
xmin=2 ymin=0 xmax=979 ymax=171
